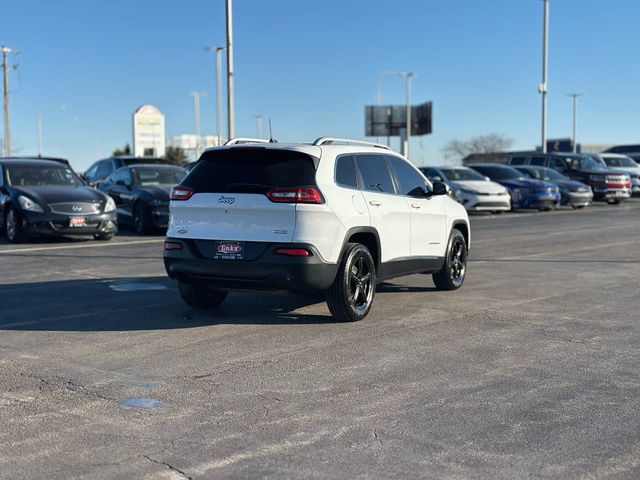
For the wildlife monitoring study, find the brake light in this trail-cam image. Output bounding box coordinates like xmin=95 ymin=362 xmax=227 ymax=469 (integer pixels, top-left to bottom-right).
xmin=171 ymin=186 xmax=195 ymax=201
xmin=276 ymin=248 xmax=311 ymax=257
xmin=267 ymin=187 xmax=324 ymax=204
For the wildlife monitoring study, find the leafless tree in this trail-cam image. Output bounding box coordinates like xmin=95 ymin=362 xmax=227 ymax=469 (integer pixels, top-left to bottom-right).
xmin=443 ymin=134 xmax=513 ymax=164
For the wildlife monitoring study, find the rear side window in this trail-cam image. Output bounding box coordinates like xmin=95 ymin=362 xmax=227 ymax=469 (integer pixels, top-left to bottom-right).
xmin=510 ymin=156 xmax=526 ymax=165
xmin=354 ymin=155 xmax=395 ymax=194
xmin=335 ymin=155 xmax=358 ymax=188
xmin=387 ymin=156 xmax=427 ymax=196
xmin=184 ymin=149 xmax=317 ymax=193
xmin=531 ymin=157 xmax=546 ymax=166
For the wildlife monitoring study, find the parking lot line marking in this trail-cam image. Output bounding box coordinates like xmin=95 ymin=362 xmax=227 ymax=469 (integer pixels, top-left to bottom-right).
xmin=0 ymin=239 xmax=164 ymax=255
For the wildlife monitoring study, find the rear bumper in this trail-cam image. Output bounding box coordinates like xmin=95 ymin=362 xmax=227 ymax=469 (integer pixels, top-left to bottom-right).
xmin=22 ymin=212 xmax=118 ymax=237
xmin=163 ymin=238 xmax=339 ymax=293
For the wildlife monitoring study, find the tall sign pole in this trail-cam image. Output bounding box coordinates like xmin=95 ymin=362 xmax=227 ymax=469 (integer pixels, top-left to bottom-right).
xmin=541 ymin=0 xmax=550 ymax=153
xmin=226 ymin=0 xmax=235 ymax=140
xmin=1 ymin=46 xmax=12 ymax=157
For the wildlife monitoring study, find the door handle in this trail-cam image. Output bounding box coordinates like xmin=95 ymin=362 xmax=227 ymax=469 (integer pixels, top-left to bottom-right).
xmin=369 ymin=200 xmax=382 ymax=207
xmin=410 ymin=203 xmax=421 ymax=209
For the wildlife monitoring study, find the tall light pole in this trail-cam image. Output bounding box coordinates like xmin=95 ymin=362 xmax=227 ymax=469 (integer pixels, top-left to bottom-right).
xmin=1 ymin=46 xmax=13 ymax=157
xmin=386 ymin=71 xmax=417 ymax=159
xmin=205 ymin=46 xmax=226 ymax=145
xmin=191 ymin=91 xmax=206 ymax=158
xmin=226 ymin=0 xmax=235 ymax=140
xmin=567 ymin=93 xmax=583 ymax=153
xmin=255 ymin=114 xmax=264 ymax=139
xmin=38 ymin=104 xmax=66 ymax=156
xmin=540 ymin=0 xmax=550 ymax=153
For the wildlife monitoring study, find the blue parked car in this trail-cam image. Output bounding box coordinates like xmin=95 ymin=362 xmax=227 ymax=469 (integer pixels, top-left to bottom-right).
xmin=468 ymin=163 xmax=561 ymax=211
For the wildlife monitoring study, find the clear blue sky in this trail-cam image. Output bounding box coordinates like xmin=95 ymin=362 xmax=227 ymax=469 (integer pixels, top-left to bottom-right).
xmin=3 ymin=0 xmax=639 ymax=170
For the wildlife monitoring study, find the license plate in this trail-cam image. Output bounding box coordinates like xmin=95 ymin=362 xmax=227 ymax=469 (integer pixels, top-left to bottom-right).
xmin=69 ymin=217 xmax=87 ymax=227
xmin=214 ymin=241 xmax=244 ymax=260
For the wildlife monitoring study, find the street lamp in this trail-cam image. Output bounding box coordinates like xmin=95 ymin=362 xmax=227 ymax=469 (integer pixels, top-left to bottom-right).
xmin=38 ymin=104 xmax=66 ymax=156
xmin=567 ymin=93 xmax=583 ymax=153
xmin=540 ymin=0 xmax=550 ymax=153
xmin=385 ymin=71 xmax=417 ymax=159
xmin=205 ymin=46 xmax=226 ymax=145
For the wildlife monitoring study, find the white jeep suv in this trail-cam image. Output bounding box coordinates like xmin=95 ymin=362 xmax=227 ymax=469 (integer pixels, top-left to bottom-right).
xmin=164 ymin=137 xmax=470 ymax=322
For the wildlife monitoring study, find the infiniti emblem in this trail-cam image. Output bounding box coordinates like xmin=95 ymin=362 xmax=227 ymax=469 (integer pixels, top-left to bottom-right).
xmin=72 ymin=205 xmax=82 ymax=212
xmin=218 ymin=196 xmax=235 ymax=204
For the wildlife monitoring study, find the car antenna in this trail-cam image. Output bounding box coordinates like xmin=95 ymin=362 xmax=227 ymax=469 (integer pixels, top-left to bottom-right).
xmin=268 ymin=117 xmax=277 ymax=143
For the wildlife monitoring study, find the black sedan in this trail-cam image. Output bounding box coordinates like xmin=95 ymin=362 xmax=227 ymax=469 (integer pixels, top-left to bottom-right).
xmin=0 ymin=158 xmax=117 ymax=242
xmin=98 ymin=164 xmax=187 ymax=234
xmin=514 ymin=166 xmax=593 ymax=208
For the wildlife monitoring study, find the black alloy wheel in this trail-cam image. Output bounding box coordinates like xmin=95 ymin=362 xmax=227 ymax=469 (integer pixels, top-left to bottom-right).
xmin=433 ymin=229 xmax=468 ymax=291
xmin=5 ymin=206 xmax=24 ymax=243
xmin=327 ymin=243 xmax=376 ymax=322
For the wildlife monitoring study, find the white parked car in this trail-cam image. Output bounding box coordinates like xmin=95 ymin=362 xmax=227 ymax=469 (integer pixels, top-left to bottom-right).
xmin=164 ymin=138 xmax=471 ymax=322
xmin=594 ymin=153 xmax=640 ymax=196
xmin=421 ymin=166 xmax=511 ymax=213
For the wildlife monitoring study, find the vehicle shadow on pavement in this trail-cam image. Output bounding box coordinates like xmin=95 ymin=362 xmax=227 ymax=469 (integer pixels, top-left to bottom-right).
xmin=0 ymin=277 xmax=336 ymax=331
xmin=376 ymin=281 xmax=438 ymax=293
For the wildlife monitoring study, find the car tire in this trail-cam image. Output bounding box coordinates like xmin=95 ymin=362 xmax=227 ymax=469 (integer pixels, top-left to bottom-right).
xmin=94 ymin=232 xmax=114 ymax=241
xmin=178 ymin=281 xmax=227 ymax=309
xmin=433 ymin=229 xmax=468 ymax=291
xmin=134 ymin=202 xmax=151 ymax=235
xmin=327 ymin=243 xmax=376 ymax=322
xmin=5 ymin=205 xmax=25 ymax=243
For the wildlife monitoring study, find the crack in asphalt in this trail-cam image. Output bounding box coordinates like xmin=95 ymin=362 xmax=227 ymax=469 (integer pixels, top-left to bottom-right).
xmin=143 ymin=455 xmax=192 ymax=480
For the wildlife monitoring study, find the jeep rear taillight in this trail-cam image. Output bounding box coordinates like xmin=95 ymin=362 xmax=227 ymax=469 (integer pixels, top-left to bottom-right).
xmin=171 ymin=186 xmax=195 ymax=201
xmin=267 ymin=187 xmax=324 ymax=204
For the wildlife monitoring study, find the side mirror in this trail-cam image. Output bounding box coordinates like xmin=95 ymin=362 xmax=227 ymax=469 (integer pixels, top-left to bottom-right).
xmin=115 ymin=179 xmax=126 ymax=187
xmin=432 ymin=181 xmax=449 ymax=196
xmin=408 ymin=186 xmax=429 ymax=198
xmin=431 ymin=175 xmax=443 ymax=182
xmin=484 ymin=176 xmax=491 ymax=182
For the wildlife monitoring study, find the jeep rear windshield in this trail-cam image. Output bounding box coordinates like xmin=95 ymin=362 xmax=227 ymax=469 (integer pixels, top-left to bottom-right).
xmin=183 ymin=149 xmax=317 ymax=193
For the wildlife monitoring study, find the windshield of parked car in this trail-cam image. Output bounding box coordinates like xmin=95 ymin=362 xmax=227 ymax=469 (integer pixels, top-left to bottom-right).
xmin=565 ymin=155 xmax=606 ymax=171
xmin=5 ymin=164 xmax=83 ymax=187
xmin=471 ymin=166 xmax=523 ymax=180
xmin=603 ymin=156 xmax=638 ymax=168
xmin=132 ymin=167 xmax=186 ymax=186
xmin=440 ymin=168 xmax=485 ymax=181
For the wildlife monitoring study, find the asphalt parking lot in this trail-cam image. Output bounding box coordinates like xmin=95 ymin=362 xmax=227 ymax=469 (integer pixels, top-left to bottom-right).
xmin=1 ymin=201 xmax=640 ymax=479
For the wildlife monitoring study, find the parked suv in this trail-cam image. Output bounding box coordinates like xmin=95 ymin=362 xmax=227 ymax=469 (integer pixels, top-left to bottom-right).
xmin=593 ymin=153 xmax=640 ymax=196
xmin=84 ymin=156 xmax=169 ymax=186
xmin=507 ymin=152 xmax=631 ymax=204
xmin=164 ymin=138 xmax=471 ymax=322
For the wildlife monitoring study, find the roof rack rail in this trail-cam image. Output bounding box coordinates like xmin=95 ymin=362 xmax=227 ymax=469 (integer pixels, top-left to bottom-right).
xmin=312 ymin=137 xmax=391 ymax=150
xmin=224 ymin=138 xmax=270 ymax=146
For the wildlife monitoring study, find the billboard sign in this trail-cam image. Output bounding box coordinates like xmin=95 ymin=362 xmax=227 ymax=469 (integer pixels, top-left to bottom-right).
xmin=365 ymin=101 xmax=432 ymax=137
xmin=133 ymin=105 xmax=166 ymax=157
